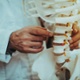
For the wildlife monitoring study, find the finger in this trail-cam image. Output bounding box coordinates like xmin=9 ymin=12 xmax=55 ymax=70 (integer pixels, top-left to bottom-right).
xmin=19 ymin=41 xmax=43 ymax=48
xmin=28 ymin=46 xmax=44 ymax=53
xmin=75 ymin=46 xmax=79 ymax=49
xmin=30 ymin=41 xmax=43 ymax=48
xmin=29 ymin=35 xmax=46 ymax=41
xmin=69 ymin=32 xmax=80 ymax=44
xmin=70 ymin=40 xmax=79 ymax=49
xmin=31 ymin=36 xmax=46 ymax=41
xmin=30 ymin=27 xmax=53 ymax=37
xmin=19 ymin=33 xmax=46 ymax=42
xmin=72 ymin=22 xmax=79 ymax=34
xmin=70 ymin=45 xmax=79 ymax=50
xmin=20 ymin=46 xmax=44 ymax=53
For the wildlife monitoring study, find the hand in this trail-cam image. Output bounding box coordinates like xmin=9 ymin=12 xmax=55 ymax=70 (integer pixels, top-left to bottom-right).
xmin=9 ymin=26 xmax=53 ymax=53
xmin=69 ymin=23 xmax=80 ymax=50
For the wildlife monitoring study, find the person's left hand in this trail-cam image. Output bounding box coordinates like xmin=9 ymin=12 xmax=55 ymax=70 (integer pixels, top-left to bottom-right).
xmin=69 ymin=23 xmax=80 ymax=50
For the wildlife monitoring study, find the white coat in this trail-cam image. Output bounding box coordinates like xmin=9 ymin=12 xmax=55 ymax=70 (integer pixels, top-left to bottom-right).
xmin=0 ymin=0 xmax=40 ymax=80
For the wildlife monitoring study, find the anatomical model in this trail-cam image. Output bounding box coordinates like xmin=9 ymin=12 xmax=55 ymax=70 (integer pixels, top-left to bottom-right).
xmin=25 ymin=0 xmax=80 ymax=80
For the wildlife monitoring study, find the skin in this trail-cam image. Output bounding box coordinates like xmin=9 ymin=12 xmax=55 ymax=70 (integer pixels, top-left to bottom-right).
xmin=9 ymin=26 xmax=53 ymax=53
xmin=69 ymin=23 xmax=80 ymax=50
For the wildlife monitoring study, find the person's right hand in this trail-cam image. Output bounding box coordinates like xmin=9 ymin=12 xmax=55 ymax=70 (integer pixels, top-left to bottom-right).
xmin=9 ymin=26 xmax=53 ymax=53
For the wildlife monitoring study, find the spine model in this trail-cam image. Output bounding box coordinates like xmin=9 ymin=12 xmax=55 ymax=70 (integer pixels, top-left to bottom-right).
xmin=27 ymin=0 xmax=80 ymax=63
xmin=26 ymin=0 xmax=80 ymax=79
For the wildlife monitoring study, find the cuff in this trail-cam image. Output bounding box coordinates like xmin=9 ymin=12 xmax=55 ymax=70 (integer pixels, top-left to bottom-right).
xmin=0 ymin=29 xmax=15 ymax=63
xmin=6 ymin=41 xmax=16 ymax=56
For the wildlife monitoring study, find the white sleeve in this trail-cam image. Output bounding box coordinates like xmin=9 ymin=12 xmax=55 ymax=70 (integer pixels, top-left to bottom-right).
xmin=0 ymin=28 xmax=19 ymax=63
xmin=0 ymin=0 xmax=21 ymax=63
xmin=0 ymin=29 xmax=12 ymax=63
xmin=0 ymin=24 xmax=21 ymax=63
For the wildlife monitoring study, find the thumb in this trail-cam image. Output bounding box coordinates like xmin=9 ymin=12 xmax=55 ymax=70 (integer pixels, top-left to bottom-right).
xmin=72 ymin=22 xmax=79 ymax=34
